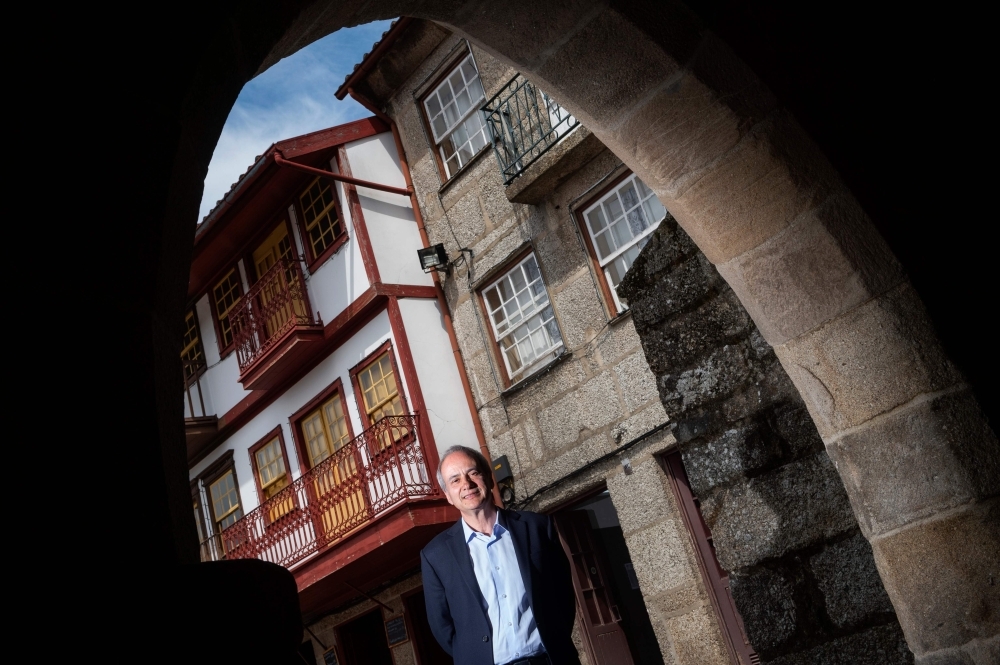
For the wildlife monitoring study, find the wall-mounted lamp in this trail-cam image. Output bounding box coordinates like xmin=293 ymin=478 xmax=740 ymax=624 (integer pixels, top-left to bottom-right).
xmin=492 ymin=455 xmax=515 ymax=507
xmin=417 ymin=244 xmax=450 ymax=273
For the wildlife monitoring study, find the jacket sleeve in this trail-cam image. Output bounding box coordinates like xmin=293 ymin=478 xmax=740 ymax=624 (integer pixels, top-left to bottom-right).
xmin=420 ymin=547 xmax=455 ymax=656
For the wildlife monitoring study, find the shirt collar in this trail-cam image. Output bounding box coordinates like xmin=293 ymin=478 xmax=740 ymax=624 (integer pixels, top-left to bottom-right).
xmin=461 ymin=509 xmax=506 ymax=542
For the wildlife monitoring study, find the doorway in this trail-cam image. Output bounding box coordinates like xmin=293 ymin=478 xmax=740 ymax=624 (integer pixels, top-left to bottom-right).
xmin=336 ymin=608 xmax=393 ymax=665
xmin=554 ymin=490 xmax=663 ymax=665
xmin=403 ymin=588 xmax=453 ymax=665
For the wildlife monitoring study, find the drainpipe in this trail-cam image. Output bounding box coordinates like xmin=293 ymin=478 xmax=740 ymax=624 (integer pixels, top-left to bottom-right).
xmin=348 ymin=87 xmax=499 ymax=503
xmin=273 ymin=152 xmax=411 ymax=196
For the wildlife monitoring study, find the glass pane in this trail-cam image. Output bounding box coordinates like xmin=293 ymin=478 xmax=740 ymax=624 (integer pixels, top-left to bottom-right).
xmin=612 ymin=220 xmax=632 ymax=247
xmin=643 ymin=196 xmax=667 ymax=223
xmin=432 ymin=115 xmax=448 ymax=140
xmin=524 ymin=256 xmax=540 ymax=281
xmin=627 ymin=207 xmax=646 ymax=235
xmin=587 ymin=208 xmax=607 ymax=233
xmin=595 ymin=231 xmax=613 ymax=259
xmin=425 ymin=95 xmax=441 ymax=117
xmin=605 ymin=196 xmax=623 ymax=221
xmin=455 ymin=89 xmax=471 ymax=114
xmin=444 ymin=103 xmax=459 ymax=127
xmin=439 ymin=83 xmax=454 ymax=105
xmin=619 ymin=183 xmax=640 ymax=210
xmin=510 ymin=266 xmax=527 ymax=292
xmin=461 ymin=59 xmax=477 ymax=83
xmin=449 ymin=70 xmax=464 ymax=91
xmin=485 ymin=287 xmax=502 ymax=312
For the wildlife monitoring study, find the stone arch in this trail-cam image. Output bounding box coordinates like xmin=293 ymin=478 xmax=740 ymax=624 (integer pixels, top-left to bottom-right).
xmin=138 ymin=1 xmax=997 ymax=662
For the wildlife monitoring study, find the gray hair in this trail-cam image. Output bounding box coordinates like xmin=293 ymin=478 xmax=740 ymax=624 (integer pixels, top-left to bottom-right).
xmin=436 ymin=445 xmax=492 ymax=490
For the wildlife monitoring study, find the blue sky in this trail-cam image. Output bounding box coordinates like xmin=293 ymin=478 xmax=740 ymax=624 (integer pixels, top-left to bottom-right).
xmin=199 ymin=20 xmax=395 ymax=222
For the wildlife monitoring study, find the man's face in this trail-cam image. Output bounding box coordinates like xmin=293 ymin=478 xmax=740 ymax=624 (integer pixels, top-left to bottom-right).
xmin=440 ymin=452 xmax=493 ymax=513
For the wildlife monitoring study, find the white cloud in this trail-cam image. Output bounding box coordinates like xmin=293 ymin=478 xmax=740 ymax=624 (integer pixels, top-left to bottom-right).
xmin=199 ymin=21 xmax=394 ymax=222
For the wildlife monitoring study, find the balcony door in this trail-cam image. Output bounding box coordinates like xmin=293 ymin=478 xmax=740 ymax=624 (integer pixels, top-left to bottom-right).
xmin=251 ymin=223 xmax=303 ymax=337
xmin=301 ymin=392 xmax=367 ymax=542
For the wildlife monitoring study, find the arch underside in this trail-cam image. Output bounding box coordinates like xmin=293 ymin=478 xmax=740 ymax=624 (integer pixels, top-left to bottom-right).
xmin=136 ymin=2 xmax=999 ymax=662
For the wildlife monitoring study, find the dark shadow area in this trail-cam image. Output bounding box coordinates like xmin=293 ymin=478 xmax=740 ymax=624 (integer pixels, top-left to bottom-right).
xmin=623 ymin=0 xmax=997 ymax=431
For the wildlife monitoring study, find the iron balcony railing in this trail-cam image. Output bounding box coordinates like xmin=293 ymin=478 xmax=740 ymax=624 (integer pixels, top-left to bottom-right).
xmin=230 ymin=257 xmax=319 ymax=374
xmin=482 ymin=73 xmax=580 ymax=185
xmin=217 ymin=414 xmax=437 ymax=569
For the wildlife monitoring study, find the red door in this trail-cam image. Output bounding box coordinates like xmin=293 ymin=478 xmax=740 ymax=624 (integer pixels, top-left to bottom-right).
xmin=555 ymin=512 xmax=635 ymax=665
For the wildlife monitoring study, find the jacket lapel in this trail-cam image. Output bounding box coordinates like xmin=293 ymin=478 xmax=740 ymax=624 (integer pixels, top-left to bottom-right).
xmin=445 ymin=519 xmax=490 ymax=623
xmin=502 ymin=510 xmax=535 ymax=607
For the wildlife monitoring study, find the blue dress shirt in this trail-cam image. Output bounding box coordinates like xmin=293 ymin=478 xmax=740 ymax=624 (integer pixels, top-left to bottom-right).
xmin=462 ymin=513 xmax=546 ymax=664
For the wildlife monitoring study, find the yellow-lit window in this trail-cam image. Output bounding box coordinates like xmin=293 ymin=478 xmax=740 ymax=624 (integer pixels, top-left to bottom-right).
xmin=255 ymin=437 xmax=294 ymax=521
xmin=302 ymin=394 xmax=352 ymax=468
xmin=255 ymin=438 xmax=288 ymax=500
xmin=212 ymin=269 xmax=243 ymax=349
xmin=299 ymin=177 xmax=343 ymax=259
xmin=358 ymin=353 xmax=404 ymax=425
xmin=181 ymin=309 xmax=205 ymax=380
xmin=209 ymin=470 xmax=242 ymax=533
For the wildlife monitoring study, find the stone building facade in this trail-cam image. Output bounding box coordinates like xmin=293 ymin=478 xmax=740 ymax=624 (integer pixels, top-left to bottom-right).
xmin=296 ymin=18 xmax=915 ymax=665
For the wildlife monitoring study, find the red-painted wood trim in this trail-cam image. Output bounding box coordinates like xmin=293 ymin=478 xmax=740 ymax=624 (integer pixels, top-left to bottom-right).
xmin=292 ymin=499 xmax=457 ymax=589
xmin=247 ymin=424 xmax=293 ymax=505
xmin=287 ymin=377 xmax=354 ymax=476
xmin=189 ymin=287 xmax=387 ymax=467
xmin=349 ymin=86 xmax=497 ymax=502
xmin=378 ymin=284 xmax=438 ymax=299
xmin=276 ymin=117 xmax=388 ymax=159
xmin=660 ymin=452 xmax=758 ymax=665
xmin=385 ymin=297 xmax=440 ymax=478
xmin=336 ymin=145 xmax=381 ymax=284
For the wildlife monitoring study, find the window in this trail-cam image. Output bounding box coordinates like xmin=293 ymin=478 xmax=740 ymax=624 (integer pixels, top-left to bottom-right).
xmin=211 ymin=268 xmax=243 ymax=351
xmin=423 ymin=53 xmax=490 ymax=178
xmin=356 ymin=351 xmax=404 ymax=425
xmin=298 ymin=176 xmax=344 ymax=264
xmin=250 ymin=427 xmax=294 ymax=522
xmin=291 ymin=380 xmax=363 ymax=536
xmin=481 ymin=253 xmax=563 ymax=383
xmin=352 ymin=345 xmax=410 ymax=451
xmin=580 ymin=174 xmax=667 ymax=312
xmin=181 ymin=309 xmax=205 ymax=381
xmin=301 ymin=392 xmax=353 ymax=468
xmin=208 ymin=468 xmax=242 ymax=534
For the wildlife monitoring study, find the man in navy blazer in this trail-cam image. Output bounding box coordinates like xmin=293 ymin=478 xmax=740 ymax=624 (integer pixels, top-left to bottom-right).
xmin=421 ymin=445 xmax=580 ymax=665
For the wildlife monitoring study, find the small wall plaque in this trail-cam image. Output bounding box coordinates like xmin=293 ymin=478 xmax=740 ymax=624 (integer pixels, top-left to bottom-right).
xmin=323 ymin=647 xmax=339 ymax=665
xmin=385 ymin=615 xmax=409 ymax=647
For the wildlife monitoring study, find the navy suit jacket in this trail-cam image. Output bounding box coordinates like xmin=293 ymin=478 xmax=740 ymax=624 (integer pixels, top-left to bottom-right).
xmin=421 ymin=509 xmax=580 ymax=665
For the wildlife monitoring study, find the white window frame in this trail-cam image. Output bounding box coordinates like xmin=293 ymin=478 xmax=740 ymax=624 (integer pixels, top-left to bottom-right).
xmin=481 ymin=253 xmax=564 ymax=383
xmin=423 ymin=53 xmax=490 ymax=178
xmin=581 ymin=174 xmax=668 ymax=312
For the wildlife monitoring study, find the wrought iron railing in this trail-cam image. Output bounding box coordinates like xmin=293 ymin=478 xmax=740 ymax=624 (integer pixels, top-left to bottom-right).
xmin=482 ymin=73 xmax=580 ymax=185
xmin=230 ymin=258 xmax=319 ymax=374
xmin=218 ymin=414 xmax=436 ymax=569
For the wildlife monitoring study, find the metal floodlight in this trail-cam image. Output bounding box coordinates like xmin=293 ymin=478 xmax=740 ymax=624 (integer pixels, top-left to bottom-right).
xmin=417 ymin=243 xmax=449 ymax=272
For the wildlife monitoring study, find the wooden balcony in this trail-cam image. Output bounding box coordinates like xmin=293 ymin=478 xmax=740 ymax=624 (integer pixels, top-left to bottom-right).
xmin=231 ymin=258 xmax=323 ymax=390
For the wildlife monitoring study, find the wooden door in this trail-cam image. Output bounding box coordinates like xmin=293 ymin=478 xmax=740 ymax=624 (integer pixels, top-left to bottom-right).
xmin=662 ymin=453 xmax=759 ymax=665
xmin=555 ymin=511 xmax=635 ymax=665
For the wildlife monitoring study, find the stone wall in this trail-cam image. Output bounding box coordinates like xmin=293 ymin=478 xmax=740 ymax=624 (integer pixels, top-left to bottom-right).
xmin=619 ymin=218 xmax=913 ymax=664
